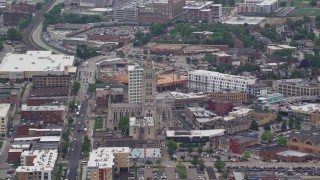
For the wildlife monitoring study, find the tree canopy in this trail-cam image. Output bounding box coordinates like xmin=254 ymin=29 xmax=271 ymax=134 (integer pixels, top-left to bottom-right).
xmin=76 ymin=44 xmax=97 ymax=59
xmin=261 ymin=131 xmax=274 ymax=143
xmin=250 ymin=120 xmax=259 ymax=131
xmin=167 ymin=140 xmax=178 ymax=156
xmin=118 ymin=116 xmax=129 ymax=135
xmin=277 ymin=136 xmax=287 ymax=145
xmin=7 ymin=28 xmax=22 ymax=41
xmin=214 ymin=159 xmax=226 ymax=173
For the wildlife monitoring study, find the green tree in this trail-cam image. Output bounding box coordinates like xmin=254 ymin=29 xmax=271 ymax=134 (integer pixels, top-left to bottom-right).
xmin=206 ymin=148 xmax=213 ymax=154
xmin=221 ymin=171 xmax=229 ymax=179
xmin=35 ymin=2 xmax=42 ymax=10
xmin=261 ymin=131 xmax=274 ymax=143
xmin=94 ymin=117 xmax=103 ymax=130
xmin=281 ymin=120 xmax=287 ymax=131
xmin=72 ymin=81 xmax=81 ymax=94
xmin=76 ymin=44 xmax=97 ymax=59
xmin=289 ymin=116 xmax=294 ymax=129
xmin=277 ymin=136 xmax=287 ymax=145
xmin=228 ymin=0 xmax=235 ymax=6
xmin=18 ymin=16 xmax=31 ymax=30
xmin=191 ymin=156 xmax=199 ymax=165
xmin=264 ymin=123 xmax=271 ymax=131
xmin=203 ymin=53 xmax=216 ymax=65
xmin=167 ymin=140 xmax=178 ymax=156
xmin=214 ymin=159 xmax=226 ymax=173
xmin=180 ymin=155 xmax=185 ymax=160
xmin=188 ymin=146 xmax=193 ymax=154
xmin=217 ymin=63 xmax=232 ymax=73
xmin=198 ymin=160 xmax=205 ymax=172
xmin=69 ymin=97 xmax=77 ymax=110
xmin=279 ymin=1 xmax=286 ymax=6
xmin=176 ymin=162 xmax=187 ymax=179
xmin=68 ymin=117 xmax=74 ymax=125
xmin=243 ymin=150 xmax=251 ymax=160
xmin=276 ymin=114 xmax=283 ymax=122
xmin=295 ymin=117 xmax=301 ymax=130
xmin=118 ymin=116 xmax=129 ymax=135
xmin=82 ymin=135 xmax=91 ymax=153
xmin=290 ymin=69 xmax=304 ymax=78
xmin=197 ymin=147 xmax=203 ymax=154
xmin=6 ymin=28 xmax=22 ymax=41
xmin=87 ymin=83 xmax=96 ymax=93
xmin=250 ymin=120 xmax=259 ymax=131
xmin=310 ymin=0 xmax=317 ymax=6
xmin=116 ymin=50 xmax=125 ymax=58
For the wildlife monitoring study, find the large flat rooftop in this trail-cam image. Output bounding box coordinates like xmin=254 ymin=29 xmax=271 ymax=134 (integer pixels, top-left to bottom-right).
xmin=223 ymin=17 xmax=265 ymax=25
xmin=88 ymin=147 xmax=129 ymax=168
xmin=21 ymin=104 xmax=66 ymax=111
xmin=189 ymin=70 xmax=257 ymax=81
xmin=0 ymin=51 xmax=74 ymax=72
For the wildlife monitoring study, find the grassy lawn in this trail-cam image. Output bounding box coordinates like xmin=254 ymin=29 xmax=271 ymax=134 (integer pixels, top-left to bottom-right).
xmin=94 ymin=117 xmax=103 ymax=130
xmin=291 ymin=8 xmax=320 ymax=16
xmin=293 ymin=0 xmax=310 ymax=8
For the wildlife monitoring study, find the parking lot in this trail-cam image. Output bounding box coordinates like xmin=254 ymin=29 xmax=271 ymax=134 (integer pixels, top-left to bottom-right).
xmin=76 ymin=26 xmax=149 ymax=38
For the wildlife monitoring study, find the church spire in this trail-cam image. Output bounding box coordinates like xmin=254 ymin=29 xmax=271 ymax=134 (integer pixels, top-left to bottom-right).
xmin=147 ymin=49 xmax=151 ymax=61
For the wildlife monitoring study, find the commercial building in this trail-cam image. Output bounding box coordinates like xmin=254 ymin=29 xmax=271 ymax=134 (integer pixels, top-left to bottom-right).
xmin=267 ymin=44 xmax=297 ymax=55
xmin=212 ymin=52 xmax=232 ymax=65
xmin=288 ymin=129 xmax=320 ymax=156
xmin=247 ymin=83 xmax=268 ymax=98
xmin=276 ymin=150 xmax=310 ymax=162
xmin=13 ymin=2 xmax=36 ymax=13
xmin=3 ymin=11 xmax=30 ymax=26
xmin=7 ymin=149 xmax=23 ymax=163
xmin=29 ymin=87 xmax=70 ymax=97
xmin=229 ymin=135 xmax=259 ymax=154
xmin=16 ymin=149 xmax=58 ymax=180
xmin=260 ymin=145 xmax=289 ymax=161
xmin=128 ymin=65 xmax=144 ymax=103
xmin=0 ymin=85 xmax=21 ymax=105
xmin=166 ymin=91 xmax=205 ymax=109
xmin=183 ymin=1 xmax=214 ymax=23
xmin=209 ymin=90 xmax=248 ymax=103
xmin=21 ymin=105 xmax=66 ymax=124
xmin=287 ymin=103 xmax=320 ymax=122
xmin=0 ymin=104 xmax=10 ymax=137
xmin=273 ymin=79 xmax=320 ymax=97
xmin=166 ymin=129 xmax=225 ymax=146
xmin=0 ymin=51 xmax=75 ymax=80
xmin=87 ymin=147 xmax=129 ymax=180
xmin=256 ymin=93 xmax=284 ymax=110
xmin=208 ymin=100 xmax=234 ymax=115
xmin=188 ymin=70 xmax=257 ymax=93
xmin=237 ymin=0 xmax=278 ymax=14
xmin=32 ymin=75 xmax=72 ymax=88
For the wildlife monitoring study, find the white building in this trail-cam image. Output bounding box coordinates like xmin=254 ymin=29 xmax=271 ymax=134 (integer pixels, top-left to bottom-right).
xmin=0 ymin=104 xmax=10 ymax=137
xmin=16 ymin=149 xmax=58 ymax=180
xmin=128 ymin=65 xmax=144 ymax=103
xmin=237 ymin=0 xmax=278 ymax=14
xmin=0 ymin=51 xmax=75 ymax=80
xmin=188 ymin=70 xmax=257 ymax=92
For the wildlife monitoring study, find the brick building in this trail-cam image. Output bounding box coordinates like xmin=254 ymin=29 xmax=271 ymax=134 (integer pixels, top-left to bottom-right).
xmin=0 ymin=87 xmax=21 ymax=105
xmin=13 ymin=2 xmax=36 ymax=14
xmin=207 ymin=100 xmax=234 ymax=115
xmin=16 ymin=120 xmax=40 ymax=136
xmin=27 ymin=96 xmax=68 ymax=106
xmin=21 ymin=105 xmax=66 ymax=124
xmin=229 ymin=136 xmax=259 ymax=154
xmin=32 ymin=75 xmax=72 ymax=88
xmin=29 ymin=87 xmax=69 ymax=97
xmin=260 ymin=145 xmax=289 ymax=161
xmin=209 ymin=90 xmax=248 ymax=103
xmin=288 ymin=129 xmax=320 ymax=156
xmin=212 ymin=52 xmax=232 ymax=65
xmin=7 ymin=149 xmax=23 ymax=163
xmin=3 ymin=11 xmax=30 ymax=26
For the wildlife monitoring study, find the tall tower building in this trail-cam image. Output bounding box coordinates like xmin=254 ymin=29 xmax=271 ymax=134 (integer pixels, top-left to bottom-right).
xmin=128 ymin=65 xmax=144 ymax=103
xmin=141 ymin=51 xmax=157 ymax=119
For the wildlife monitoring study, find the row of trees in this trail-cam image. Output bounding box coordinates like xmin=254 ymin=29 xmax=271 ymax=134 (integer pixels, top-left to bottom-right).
xmin=76 ymin=44 xmax=98 ymax=59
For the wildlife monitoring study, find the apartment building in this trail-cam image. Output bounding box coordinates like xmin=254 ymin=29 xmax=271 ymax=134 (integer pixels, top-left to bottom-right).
xmin=0 ymin=104 xmax=10 ymax=137
xmin=21 ymin=105 xmax=66 ymax=124
xmin=210 ymin=4 xmax=222 ymax=19
xmin=273 ymin=79 xmax=320 ymax=96
xmin=3 ymin=11 xmax=29 ymax=26
xmin=86 ymin=147 xmax=129 ymax=180
xmin=188 ymin=70 xmax=257 ymax=93
xmin=237 ymin=0 xmax=278 ymax=14
xmin=183 ymin=1 xmax=214 ymax=23
xmin=128 ymin=65 xmax=144 ymax=103
xmin=16 ymin=149 xmax=58 ymax=180
xmin=32 ymin=75 xmax=72 ymax=88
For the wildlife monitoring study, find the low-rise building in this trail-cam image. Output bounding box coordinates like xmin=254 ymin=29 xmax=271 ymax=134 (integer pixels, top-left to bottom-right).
xmin=29 ymin=87 xmax=70 ymax=97
xmin=13 ymin=2 xmax=36 ymax=14
xmin=7 ymin=149 xmax=23 ymax=163
xmin=247 ymin=83 xmax=268 ymax=98
xmin=288 ymin=129 xmax=320 ymax=156
xmin=208 ymin=100 xmax=234 ymax=115
xmin=0 ymin=104 xmax=10 ymax=137
xmin=16 ymin=149 xmax=58 ymax=180
xmin=273 ymin=78 xmax=320 ymax=97
xmin=212 ymin=52 xmax=232 ymax=65
xmin=260 ymin=145 xmax=289 ymax=161
xmin=209 ymin=90 xmax=248 ymax=103
xmin=3 ymin=11 xmax=30 ymax=26
xmin=276 ymin=150 xmax=310 ymax=162
xmin=32 ymin=75 xmax=72 ymax=88
xmin=256 ymin=93 xmax=284 ymax=110
xmin=229 ymin=135 xmax=259 ymax=154
xmin=21 ymin=105 xmax=66 ymax=124
xmin=0 ymin=51 xmax=75 ymax=80
xmin=167 ymin=91 xmax=205 ymax=109
xmin=267 ymin=44 xmax=297 ymax=55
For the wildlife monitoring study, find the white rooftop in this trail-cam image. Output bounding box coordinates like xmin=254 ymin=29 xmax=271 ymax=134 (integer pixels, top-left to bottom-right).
xmin=0 ymin=103 xmax=10 ymax=117
xmin=128 ymin=65 xmax=143 ymax=71
xmin=169 ymin=91 xmax=204 ymax=99
xmin=130 ymin=117 xmax=154 ymax=127
xmin=29 ymin=128 xmax=62 ymax=132
xmin=0 ymin=51 xmax=74 ymax=72
xmin=229 ymin=108 xmax=252 ymax=117
xmin=223 ymin=16 xmax=265 ymax=25
xmin=189 ymin=70 xmax=256 ymax=81
xmin=166 ymin=129 xmax=225 ymax=138
xmin=21 ymin=104 xmax=66 ymax=111
xmin=290 ymin=103 xmax=320 ymax=114
xmin=183 ymin=1 xmax=213 ymax=10
xmin=17 ymin=149 xmax=58 ymax=172
xmin=129 ymin=148 xmax=161 ymax=159
xmin=40 ymin=136 xmax=61 ymax=142
xmin=277 ymin=150 xmax=309 ymax=157
xmin=88 ymin=147 xmax=129 ymax=168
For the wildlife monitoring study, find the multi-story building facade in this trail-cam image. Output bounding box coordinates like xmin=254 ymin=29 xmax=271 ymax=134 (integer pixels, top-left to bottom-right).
xmin=16 ymin=149 xmax=58 ymax=180
xmin=12 ymin=2 xmax=36 ymax=14
xmin=229 ymin=136 xmax=259 ymax=154
xmin=273 ymin=79 xmax=320 ymax=97
xmin=128 ymin=65 xmax=144 ymax=103
xmin=0 ymin=104 xmax=10 ymax=137
xmin=3 ymin=11 xmax=30 ymax=26
xmin=32 ymin=75 xmax=72 ymax=88
xmin=210 ymin=4 xmax=222 ymax=19
xmin=256 ymin=93 xmax=284 ymax=110
xmin=21 ymin=105 xmax=66 ymax=124
xmin=288 ymin=129 xmax=320 ymax=156
xmin=247 ymin=83 xmax=268 ymax=98
xmin=183 ymin=1 xmax=213 ymax=23
xmin=208 ymin=90 xmax=248 ymax=103
xmin=188 ymin=70 xmax=257 ymax=93
xmin=237 ymin=0 xmax=278 ymax=14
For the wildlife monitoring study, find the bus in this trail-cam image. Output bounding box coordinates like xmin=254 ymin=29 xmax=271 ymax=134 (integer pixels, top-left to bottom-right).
xmin=78 ymin=105 xmax=81 ymax=111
